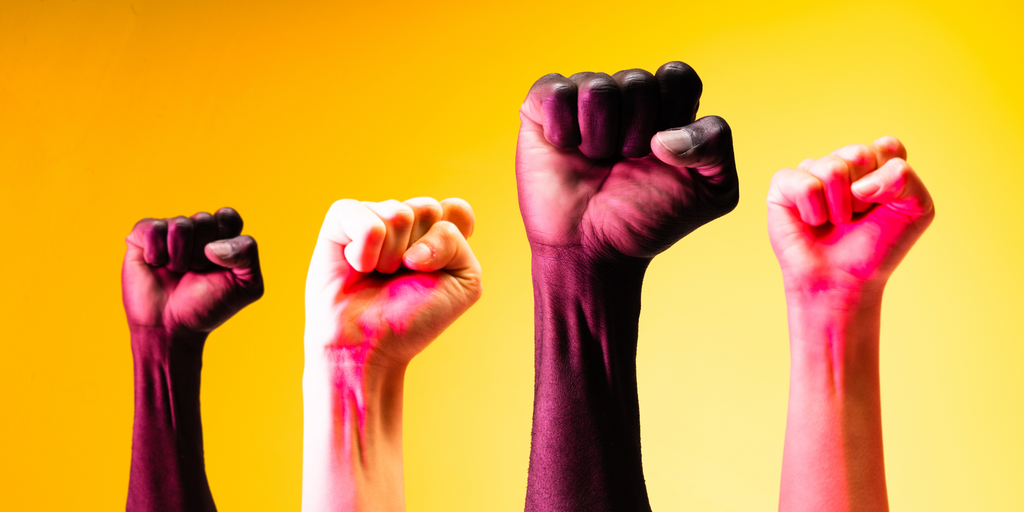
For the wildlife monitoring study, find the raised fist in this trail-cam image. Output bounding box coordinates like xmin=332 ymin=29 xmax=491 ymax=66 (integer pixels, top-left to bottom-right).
xmin=516 ymin=61 xmax=739 ymax=262
xmin=122 ymin=207 xmax=264 ymax=339
xmin=304 ymin=197 xmax=482 ymax=367
xmin=767 ymin=136 xmax=935 ymax=294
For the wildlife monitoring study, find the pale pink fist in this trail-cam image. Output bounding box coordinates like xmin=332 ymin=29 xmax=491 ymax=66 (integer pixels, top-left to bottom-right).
xmin=767 ymin=136 xmax=935 ymax=295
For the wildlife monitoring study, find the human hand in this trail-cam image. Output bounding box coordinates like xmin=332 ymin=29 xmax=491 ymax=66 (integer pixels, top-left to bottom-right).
xmin=304 ymin=197 xmax=482 ymax=368
xmin=122 ymin=207 xmax=264 ymax=341
xmin=767 ymin=136 xmax=935 ymax=296
xmin=516 ymin=61 xmax=739 ymax=262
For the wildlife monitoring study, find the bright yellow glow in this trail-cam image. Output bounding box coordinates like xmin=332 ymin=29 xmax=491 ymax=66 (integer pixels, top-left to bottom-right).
xmin=1 ymin=0 xmax=1022 ymax=510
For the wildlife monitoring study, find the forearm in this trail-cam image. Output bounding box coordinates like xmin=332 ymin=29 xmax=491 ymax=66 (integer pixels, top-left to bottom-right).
xmin=525 ymin=246 xmax=651 ymax=512
xmin=779 ymin=289 xmax=888 ymax=512
xmin=127 ymin=330 xmax=216 ymax=512
xmin=302 ymin=344 xmax=406 ymax=512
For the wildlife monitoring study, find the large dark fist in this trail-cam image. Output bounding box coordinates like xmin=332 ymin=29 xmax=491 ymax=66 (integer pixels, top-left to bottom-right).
xmin=516 ymin=61 xmax=739 ymax=262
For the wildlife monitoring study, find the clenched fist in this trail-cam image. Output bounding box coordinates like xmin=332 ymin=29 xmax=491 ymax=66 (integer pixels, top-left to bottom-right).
xmin=122 ymin=207 xmax=263 ymax=512
xmin=302 ymin=197 xmax=482 ymax=512
xmin=770 ymin=137 xmax=935 ymax=512
xmin=304 ymin=197 xmax=482 ymax=366
xmin=516 ymin=61 xmax=739 ymax=262
xmin=518 ymin=61 xmax=739 ymax=512
xmin=123 ymin=207 xmax=264 ymax=342
xmin=767 ymin=136 xmax=935 ymax=295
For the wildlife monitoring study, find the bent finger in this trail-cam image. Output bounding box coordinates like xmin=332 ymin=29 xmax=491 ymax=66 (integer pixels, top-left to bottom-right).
xmin=851 ymin=158 xmax=934 ymax=217
xmin=215 ymin=207 xmax=244 ymax=239
xmin=830 ymin=144 xmax=877 ymax=213
xmin=655 ymin=61 xmax=702 ymax=131
xmin=870 ymin=135 xmax=907 ymax=166
xmin=364 ymin=200 xmax=415 ymax=274
xmin=321 ymin=199 xmax=387 ymax=274
xmin=613 ymin=68 xmax=660 ymax=158
xmin=652 ymin=115 xmax=737 ymax=185
xmin=206 ymin=235 xmax=265 ymax=298
xmin=440 ymin=198 xmax=475 ymax=239
xmin=403 ymin=221 xmax=481 ymax=281
xmin=521 ymin=73 xmax=580 ymax=149
xmin=404 ymin=197 xmax=444 ymax=244
xmin=571 ymin=72 xmax=620 ymax=160
xmin=767 ymin=168 xmax=828 ymax=226
xmin=806 ymin=156 xmax=852 ymax=225
xmin=189 ymin=212 xmax=218 ymax=270
xmin=125 ymin=218 xmax=165 ymax=266
xmin=166 ymin=216 xmax=195 ymax=273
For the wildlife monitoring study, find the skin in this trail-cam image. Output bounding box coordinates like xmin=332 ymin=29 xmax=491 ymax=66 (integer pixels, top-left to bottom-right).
xmin=768 ymin=137 xmax=935 ymax=512
xmin=516 ymin=61 xmax=739 ymax=511
xmin=123 ymin=207 xmax=264 ymax=512
xmin=302 ymin=197 xmax=482 ymax=512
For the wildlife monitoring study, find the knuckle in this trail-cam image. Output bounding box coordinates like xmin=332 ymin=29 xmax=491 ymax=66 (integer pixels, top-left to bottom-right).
xmin=798 ymin=175 xmax=824 ymax=197
xmin=617 ymin=68 xmax=655 ymax=84
xmin=841 ymin=144 xmax=873 ymax=165
xmin=581 ymin=77 xmax=618 ymax=97
xmin=216 ymin=206 xmax=237 ymax=216
xmin=890 ymin=157 xmax=912 ymax=173
xmin=237 ymin=235 xmax=257 ymax=248
xmin=815 ymin=157 xmax=847 ymax=180
xmin=405 ymin=196 xmax=442 ymax=211
xmin=391 ymin=203 xmax=415 ymax=228
xmin=366 ymin=218 xmax=387 ymax=242
xmin=658 ymin=61 xmax=696 ymax=76
xmin=441 ymin=197 xmax=472 ymax=213
xmin=435 ymin=220 xmax=462 ymax=240
xmin=149 ymin=219 xmax=168 ymax=234
xmin=701 ymin=115 xmax=731 ymax=139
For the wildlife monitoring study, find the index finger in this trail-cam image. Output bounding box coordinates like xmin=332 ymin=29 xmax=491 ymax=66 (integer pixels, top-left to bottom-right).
xmin=521 ymin=73 xmax=581 ymax=149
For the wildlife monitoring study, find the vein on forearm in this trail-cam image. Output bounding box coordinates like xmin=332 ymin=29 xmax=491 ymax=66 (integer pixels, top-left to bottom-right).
xmin=527 ymin=247 xmax=652 ymax=512
xmin=128 ymin=331 xmax=214 ymax=512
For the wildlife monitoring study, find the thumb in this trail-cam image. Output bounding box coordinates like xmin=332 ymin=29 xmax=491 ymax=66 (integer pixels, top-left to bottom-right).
xmin=652 ymin=115 xmax=736 ymax=180
xmin=850 ymin=157 xmax=934 ymax=218
xmin=402 ymin=221 xmax=482 ymax=296
xmin=205 ymin=235 xmax=265 ymax=297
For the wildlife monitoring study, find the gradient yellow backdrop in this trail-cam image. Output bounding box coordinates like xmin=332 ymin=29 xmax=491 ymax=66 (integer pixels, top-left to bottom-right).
xmin=2 ymin=0 xmax=1022 ymax=510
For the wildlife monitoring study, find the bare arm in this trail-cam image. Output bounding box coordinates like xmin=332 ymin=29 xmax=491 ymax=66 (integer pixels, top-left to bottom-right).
xmin=768 ymin=137 xmax=935 ymax=511
xmin=301 ymin=198 xmax=482 ymax=511
xmin=123 ymin=208 xmax=264 ymax=512
xmin=516 ymin=62 xmax=739 ymax=511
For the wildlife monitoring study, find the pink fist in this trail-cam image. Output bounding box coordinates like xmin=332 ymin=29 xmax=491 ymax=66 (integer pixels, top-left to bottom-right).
xmin=767 ymin=136 xmax=935 ymax=295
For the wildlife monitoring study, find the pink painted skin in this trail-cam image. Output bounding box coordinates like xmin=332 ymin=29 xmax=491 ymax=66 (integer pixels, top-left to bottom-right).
xmin=768 ymin=137 xmax=934 ymax=512
xmin=123 ymin=207 xmax=264 ymax=512
xmin=302 ymin=197 xmax=482 ymax=512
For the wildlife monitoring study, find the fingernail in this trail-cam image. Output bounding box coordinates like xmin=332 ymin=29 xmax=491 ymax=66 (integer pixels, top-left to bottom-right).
xmin=656 ymin=128 xmax=693 ymax=156
xmin=405 ymin=243 xmax=433 ymax=264
xmin=851 ymin=178 xmax=881 ymax=198
xmin=207 ymin=241 xmax=233 ymax=258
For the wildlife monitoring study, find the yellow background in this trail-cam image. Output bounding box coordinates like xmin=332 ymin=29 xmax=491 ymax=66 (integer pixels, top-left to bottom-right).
xmin=2 ymin=0 xmax=1022 ymax=510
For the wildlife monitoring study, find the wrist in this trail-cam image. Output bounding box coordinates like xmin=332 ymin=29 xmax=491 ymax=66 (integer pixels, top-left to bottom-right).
xmin=530 ymin=243 xmax=648 ymax=295
xmin=780 ymin=269 xmax=888 ymax=308
xmin=784 ymin=287 xmax=884 ymax=385
xmin=130 ymin=327 xmax=207 ymax=370
xmin=302 ymin=344 xmax=407 ymax=511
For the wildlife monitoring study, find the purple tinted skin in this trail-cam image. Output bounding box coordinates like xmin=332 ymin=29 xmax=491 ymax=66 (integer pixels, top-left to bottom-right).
xmin=123 ymin=208 xmax=263 ymax=512
xmin=517 ymin=62 xmax=739 ymax=511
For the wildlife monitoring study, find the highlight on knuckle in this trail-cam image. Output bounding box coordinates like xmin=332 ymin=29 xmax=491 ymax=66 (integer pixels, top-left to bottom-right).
xmin=798 ymin=175 xmax=824 ymax=198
